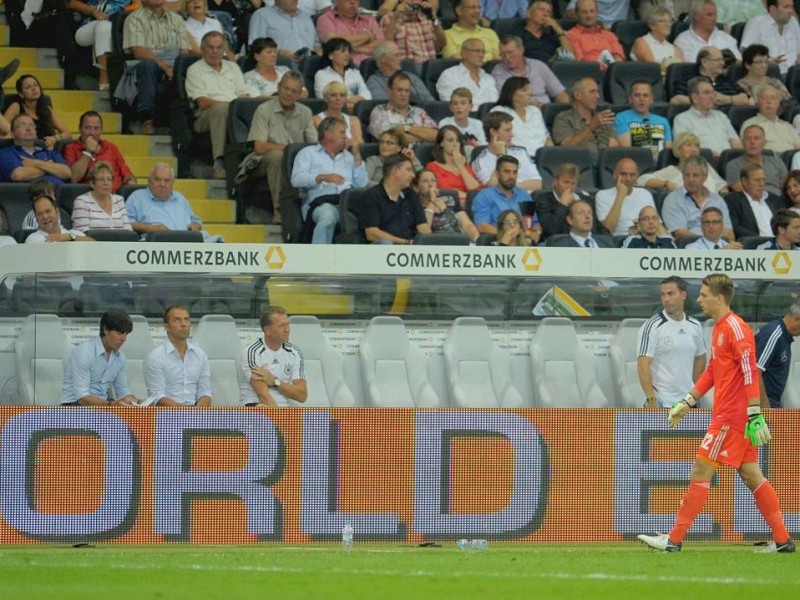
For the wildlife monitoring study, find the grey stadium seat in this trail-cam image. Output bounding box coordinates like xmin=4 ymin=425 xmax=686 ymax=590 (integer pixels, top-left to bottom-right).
xmin=609 ymin=318 xmax=647 ymax=408
xmin=191 ymin=314 xmax=243 ymax=406
xmin=14 ymin=314 xmax=74 ymax=405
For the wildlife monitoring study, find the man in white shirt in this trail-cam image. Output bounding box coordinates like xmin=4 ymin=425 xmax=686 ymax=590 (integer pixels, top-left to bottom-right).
xmin=436 ymin=38 xmax=499 ymax=105
xmin=144 ymin=305 xmax=212 ymax=407
xmin=185 ymin=31 xmax=253 ymax=179
xmin=740 ymin=0 xmax=800 ymax=77
xmin=741 ymin=84 xmax=800 ymax=154
xmin=25 ymin=194 xmax=93 ymax=244
xmin=637 ymin=276 xmax=707 ymax=408
xmin=725 ymin=163 xmax=785 ymax=240
xmin=673 ymin=0 xmax=740 ymax=62
xmin=240 ymin=306 xmax=308 ymax=407
xmin=471 ymin=111 xmax=542 ymax=190
xmin=673 ymin=76 xmax=741 ymax=156
xmin=248 ymin=0 xmax=322 ymax=56
xmin=685 ymin=206 xmax=743 ymax=249
xmin=594 ymin=158 xmax=656 ymax=237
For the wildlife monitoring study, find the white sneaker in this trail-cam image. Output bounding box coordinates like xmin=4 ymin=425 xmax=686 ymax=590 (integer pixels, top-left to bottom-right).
xmin=637 ymin=533 xmax=682 ymax=552
xmin=756 ymin=539 xmax=795 ymax=554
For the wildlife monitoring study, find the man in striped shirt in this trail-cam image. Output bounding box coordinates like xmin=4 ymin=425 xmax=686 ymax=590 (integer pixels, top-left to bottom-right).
xmin=755 ymin=303 xmax=800 ymax=408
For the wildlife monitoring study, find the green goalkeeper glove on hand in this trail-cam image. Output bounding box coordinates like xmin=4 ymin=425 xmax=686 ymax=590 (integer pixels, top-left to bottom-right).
xmin=668 ymin=393 xmax=696 ymax=427
xmin=745 ymin=406 xmax=771 ymax=446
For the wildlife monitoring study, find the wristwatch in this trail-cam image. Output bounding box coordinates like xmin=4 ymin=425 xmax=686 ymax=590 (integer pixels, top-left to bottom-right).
xmin=68 ymin=232 xmax=77 ymax=241
xmin=404 ymin=123 xmax=411 ymax=134
xmin=270 ymin=379 xmax=281 ymax=389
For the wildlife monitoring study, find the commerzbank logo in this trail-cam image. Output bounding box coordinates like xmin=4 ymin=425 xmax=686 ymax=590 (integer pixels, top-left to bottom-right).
xmin=521 ymin=248 xmax=542 ymax=272
xmin=772 ymin=252 xmax=791 ymax=275
xmin=265 ymin=246 xmax=286 ymax=270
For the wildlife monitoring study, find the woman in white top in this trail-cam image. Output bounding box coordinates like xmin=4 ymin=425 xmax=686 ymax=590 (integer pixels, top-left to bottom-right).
xmin=638 ymin=131 xmax=727 ymax=193
xmin=184 ymin=0 xmax=236 ymax=60
xmin=71 ymin=162 xmax=132 ymax=232
xmin=630 ymin=7 xmax=683 ymax=75
xmin=314 ymin=38 xmax=370 ymax=111
xmin=490 ymin=76 xmax=551 ymax=157
xmin=312 ymin=81 xmax=364 ymax=145
xmin=244 ymin=37 xmax=296 ymax=98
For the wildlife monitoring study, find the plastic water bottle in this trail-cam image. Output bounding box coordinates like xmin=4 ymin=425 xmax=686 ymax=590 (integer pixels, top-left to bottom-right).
xmin=470 ymin=539 xmax=489 ymax=551
xmin=457 ymin=539 xmax=469 ymax=550
xmin=341 ymin=522 xmax=353 ymax=553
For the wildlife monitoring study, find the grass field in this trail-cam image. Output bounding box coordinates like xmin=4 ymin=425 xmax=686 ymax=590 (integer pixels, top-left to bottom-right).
xmin=1 ymin=543 xmax=798 ymax=599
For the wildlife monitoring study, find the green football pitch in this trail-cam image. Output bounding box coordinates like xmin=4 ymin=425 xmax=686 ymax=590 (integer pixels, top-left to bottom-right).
xmin=1 ymin=543 xmax=797 ymax=599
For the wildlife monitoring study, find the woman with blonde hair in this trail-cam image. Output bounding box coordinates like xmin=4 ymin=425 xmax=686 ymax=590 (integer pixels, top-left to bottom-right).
xmin=638 ymin=131 xmax=727 ymax=193
xmin=312 ymin=81 xmax=364 ymax=146
xmin=630 ymin=7 xmax=683 ymax=75
xmin=71 ymin=162 xmax=132 ymax=231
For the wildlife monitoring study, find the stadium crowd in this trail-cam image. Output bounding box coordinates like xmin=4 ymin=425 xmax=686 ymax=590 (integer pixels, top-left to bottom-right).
xmin=2 ymin=0 xmax=800 ymax=249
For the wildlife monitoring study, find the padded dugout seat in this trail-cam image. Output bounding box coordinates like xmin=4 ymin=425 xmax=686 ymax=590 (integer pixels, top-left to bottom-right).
xmin=14 ymin=314 xmax=74 ymax=405
xmin=191 ymin=314 xmax=243 ymax=406
xmin=529 ymin=317 xmax=608 ymax=408
xmin=609 ymin=318 xmax=647 ymax=408
xmin=288 ymin=315 xmax=356 ymax=407
xmin=123 ymin=314 xmax=154 ymax=400
xmin=443 ymin=317 xmax=525 ymax=408
xmin=359 ymin=316 xmax=441 ymax=407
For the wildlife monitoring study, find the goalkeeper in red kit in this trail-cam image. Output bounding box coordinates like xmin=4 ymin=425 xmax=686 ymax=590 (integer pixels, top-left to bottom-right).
xmin=638 ymin=273 xmax=795 ymax=553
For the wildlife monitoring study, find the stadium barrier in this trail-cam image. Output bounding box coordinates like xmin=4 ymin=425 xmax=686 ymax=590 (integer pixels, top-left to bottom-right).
xmin=1 ymin=407 xmax=798 ymax=544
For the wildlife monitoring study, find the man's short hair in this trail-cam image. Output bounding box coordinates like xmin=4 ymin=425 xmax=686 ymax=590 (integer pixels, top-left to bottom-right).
xmin=496 ymin=154 xmax=519 ymax=170
xmin=661 ymin=275 xmax=688 ymax=293
xmin=317 ymin=116 xmax=345 ymax=139
xmin=79 ymin=110 xmax=103 ymax=128
xmin=756 ymin=83 xmax=781 ymax=102
xmin=100 ymin=309 xmax=133 ymax=337
xmin=382 ymin=153 xmax=412 ymax=180
xmin=740 ymin=161 xmax=764 ymax=182
xmin=690 ymin=0 xmax=714 ymax=19
xmin=279 ymin=70 xmax=304 ymax=87
xmin=372 ymin=41 xmax=396 ymax=63
xmin=555 ymin=162 xmax=580 ymax=179
xmin=701 ymin=205 xmax=723 ymax=219
xmin=771 ymin=208 xmax=800 ymax=236
xmin=149 ymin=162 xmax=175 ymax=179
xmin=260 ymin=305 xmax=287 ymax=329
xmin=163 ymin=305 xmax=189 ymax=323
xmin=570 ymin=76 xmax=596 ymax=97
xmin=482 ymin=111 xmax=513 ymax=141
xmin=388 ymin=71 xmax=411 ymax=89
xmin=786 ymin=300 xmax=800 ymax=318
xmin=683 ymin=154 xmax=709 ymax=176
xmin=627 ymin=79 xmax=652 ymax=97
xmin=687 ymin=75 xmax=712 ymax=96
xmin=567 ymin=198 xmax=591 ymax=219
xmin=450 ymin=87 xmax=473 ymax=102
xmin=742 ymin=43 xmax=769 ymax=66
xmin=499 ymin=34 xmax=523 ymax=48
xmin=28 ymin=180 xmax=56 ymax=203
xmin=742 ymin=123 xmax=766 ymax=139
xmin=11 ymin=113 xmax=34 ymax=130
xmin=201 ymin=30 xmax=225 ymax=46
xmin=702 ymin=272 xmax=734 ymax=305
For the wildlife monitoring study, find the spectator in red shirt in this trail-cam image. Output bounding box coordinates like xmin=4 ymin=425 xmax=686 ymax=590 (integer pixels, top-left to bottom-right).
xmin=426 ymin=125 xmax=481 ymax=200
xmin=565 ymin=0 xmax=624 ymax=69
xmin=316 ymin=0 xmax=384 ymax=65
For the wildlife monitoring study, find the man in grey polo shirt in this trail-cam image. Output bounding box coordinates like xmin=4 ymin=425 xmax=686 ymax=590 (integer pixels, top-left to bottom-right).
xmin=673 ymin=76 xmax=742 ymax=157
xmin=661 ymin=155 xmax=734 ymax=240
xmin=726 ymin=124 xmax=787 ymax=197
xmin=491 ymin=35 xmax=567 ymax=106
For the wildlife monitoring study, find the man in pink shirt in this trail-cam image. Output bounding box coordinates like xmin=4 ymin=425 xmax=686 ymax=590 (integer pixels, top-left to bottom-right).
xmin=316 ymin=0 xmax=384 ymax=65
xmin=565 ymin=0 xmax=624 ymax=69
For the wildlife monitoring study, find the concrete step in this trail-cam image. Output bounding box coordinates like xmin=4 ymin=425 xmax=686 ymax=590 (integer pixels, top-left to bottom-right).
xmin=0 ymin=47 xmax=39 ymax=69
xmin=42 ymin=90 xmax=112 ymax=113
xmin=63 ymin=111 xmax=121 ymax=133
xmin=189 ymin=199 xmax=236 ymax=223
xmin=204 ymin=224 xmax=266 ymax=244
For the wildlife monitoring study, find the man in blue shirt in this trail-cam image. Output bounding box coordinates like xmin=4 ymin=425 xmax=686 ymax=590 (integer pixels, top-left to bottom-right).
xmin=144 ymin=305 xmax=212 ymax=407
xmin=756 ymin=304 xmax=800 ymax=408
xmin=471 ymin=155 xmax=532 ymax=235
xmin=0 ymin=114 xmax=71 ymax=185
xmin=61 ymin=310 xmax=140 ymax=406
xmin=614 ymin=80 xmax=672 ymax=163
xmin=290 ymin=117 xmax=368 ymax=243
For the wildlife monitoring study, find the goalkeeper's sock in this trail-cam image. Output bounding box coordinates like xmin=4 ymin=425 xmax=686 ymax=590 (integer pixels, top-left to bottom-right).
xmin=669 ymin=480 xmax=711 ymax=543
xmin=754 ymin=479 xmax=790 ymax=543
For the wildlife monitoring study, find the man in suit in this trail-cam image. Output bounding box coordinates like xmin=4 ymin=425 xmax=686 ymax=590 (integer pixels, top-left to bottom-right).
xmin=726 ymin=163 xmax=784 ymax=240
xmin=549 ymin=198 xmax=615 ymax=247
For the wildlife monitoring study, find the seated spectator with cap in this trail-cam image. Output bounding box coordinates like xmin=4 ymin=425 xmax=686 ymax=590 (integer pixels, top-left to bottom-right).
xmin=622 ymin=205 xmax=676 ymax=249
xmin=359 ymin=154 xmax=431 ymax=244
xmin=0 ymin=114 xmax=71 ymax=185
xmin=740 ymin=84 xmax=800 ymax=154
xmin=685 ymin=206 xmax=742 ymax=250
xmin=126 ymin=163 xmax=222 ymax=242
xmin=662 ymin=156 xmax=734 ymax=239
xmin=471 ymin=155 xmax=541 ymax=242
xmin=25 ymin=193 xmax=94 ymax=244
xmin=552 ymin=77 xmax=617 ymax=157
xmin=471 ymin=112 xmax=542 ymax=191
xmin=725 ymin=162 xmax=784 ymax=240
xmin=437 ymin=38 xmax=499 ymax=105
xmin=548 ymin=199 xmax=615 ymax=247
xmin=639 ymin=131 xmax=727 ymax=194
xmin=673 ymin=76 xmax=742 ymax=157
xmin=492 ymin=34 xmax=567 ymax=106
xmin=366 ymin=40 xmax=434 ymax=103
xmin=594 ymin=157 xmax=656 ymax=237
xmin=757 ymin=208 xmax=800 ymax=250
xmin=726 ymin=124 xmax=787 ymax=197
xmin=438 ymin=88 xmax=486 ymax=148
xmin=62 ymin=111 xmax=136 ymax=191
xmin=442 ymin=0 xmax=500 ymax=61
xmin=521 ymin=0 xmax=575 ymax=64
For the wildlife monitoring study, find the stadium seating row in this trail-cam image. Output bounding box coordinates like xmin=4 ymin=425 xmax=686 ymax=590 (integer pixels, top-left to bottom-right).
xmin=11 ymin=313 xmax=800 ymax=409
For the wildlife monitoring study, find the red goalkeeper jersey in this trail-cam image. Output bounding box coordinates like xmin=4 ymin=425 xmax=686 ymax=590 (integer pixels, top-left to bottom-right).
xmin=695 ymin=311 xmax=760 ymax=432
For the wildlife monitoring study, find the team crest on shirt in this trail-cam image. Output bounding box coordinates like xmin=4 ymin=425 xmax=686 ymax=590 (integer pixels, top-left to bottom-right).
xmin=717 ymin=333 xmax=724 ymax=346
xmin=664 ymin=335 xmax=674 ymax=346
xmin=692 ymin=334 xmax=700 ymax=345
xmin=780 ymin=350 xmax=789 ymax=363
xmin=284 ymin=364 xmax=293 ymax=378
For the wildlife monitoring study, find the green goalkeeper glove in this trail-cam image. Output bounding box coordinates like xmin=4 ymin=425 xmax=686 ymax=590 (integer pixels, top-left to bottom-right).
xmin=745 ymin=405 xmax=771 ymax=447
xmin=668 ymin=393 xmax=696 ymax=427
